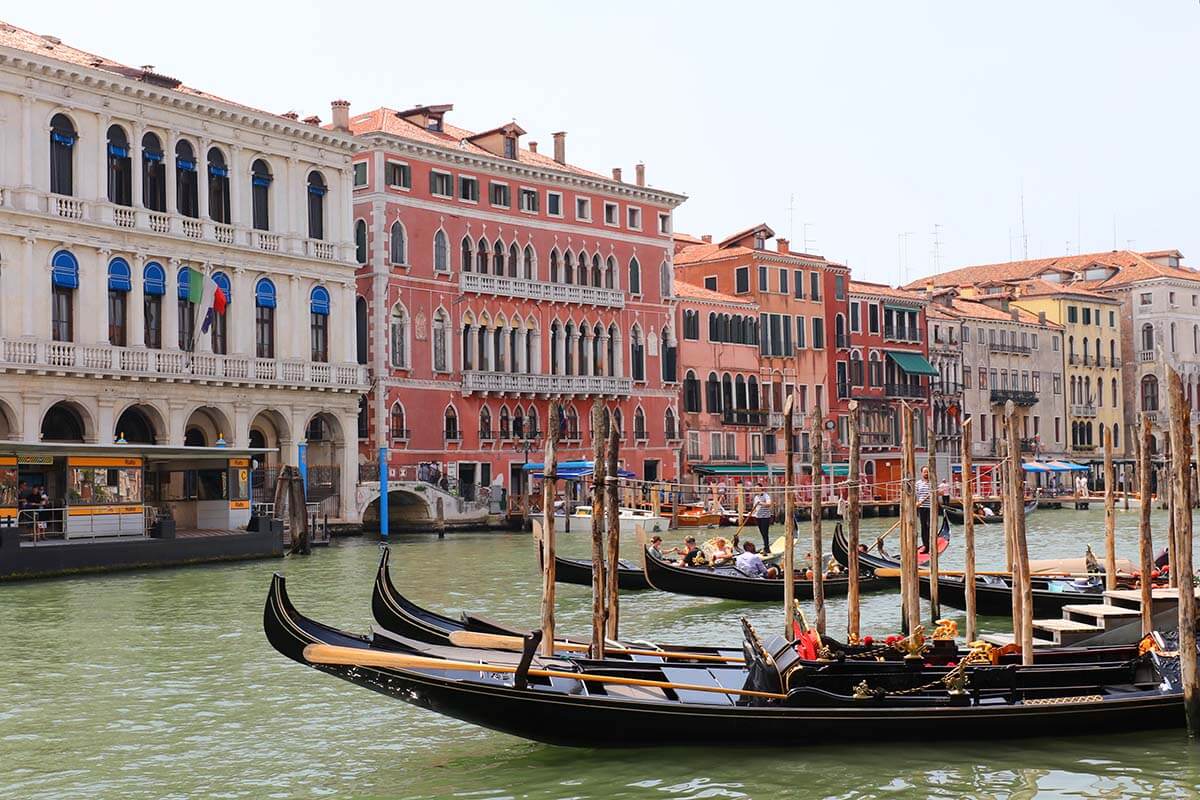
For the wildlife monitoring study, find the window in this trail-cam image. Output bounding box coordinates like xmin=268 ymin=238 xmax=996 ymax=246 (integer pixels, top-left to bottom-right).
xmin=50 ymin=114 xmax=76 ymax=196
xmin=629 ymin=258 xmax=642 ymax=295
xmin=658 ymin=213 xmax=671 ymax=235
xmin=354 ymin=220 xmax=368 ymax=264
xmin=576 ymin=197 xmax=591 ymax=220
xmin=834 ymin=274 xmax=846 ymax=301
xmin=1032 ymin=371 xmax=1041 ymax=392
xmin=683 ymin=310 xmax=699 ymax=340
xmin=143 ymin=262 xmax=165 ymax=349
xmin=519 ymin=188 xmax=538 ymax=213
xmin=868 ymin=304 xmax=879 ymax=334
xmin=547 ymin=192 xmax=562 ymax=217
xmin=795 ymin=316 xmax=806 ymax=349
xmin=812 ymin=317 xmax=825 ymax=349
xmin=1082 ymin=307 xmax=1091 ymax=325
xmin=1140 ymin=293 xmax=1152 ymax=306
xmin=810 ymin=272 xmax=821 ymax=301
xmin=1170 ymin=291 xmax=1177 ymax=305
xmin=255 ymin=278 xmax=276 ymax=359
xmin=630 ymin=327 xmax=645 ymax=381
xmin=850 ymin=302 xmax=860 ymax=332
xmin=1053 ymin=373 xmax=1062 ymax=395
xmin=390 ymin=404 xmax=407 ymax=440
xmin=141 ymin=133 xmax=166 ymax=212
xmin=627 ymin=207 xmax=642 ymax=230
xmin=210 ymin=272 xmax=230 ymax=354
xmin=250 ymin=158 xmax=271 ymax=230
xmin=604 ymin=202 xmax=618 ymax=225
xmin=385 ymin=162 xmax=411 ymax=188
xmin=490 ymin=182 xmax=510 ymax=207
xmin=458 ymin=176 xmax=479 ymax=202
xmin=432 ymin=309 xmax=449 ymax=372
xmin=48 ymin=250 xmax=78 ymax=341
xmin=659 ymin=262 xmax=672 ymax=299
xmin=758 ymin=266 xmax=768 ymax=292
xmin=107 ymin=125 xmax=132 ymax=206
xmin=106 ymin=258 xmax=131 ymax=346
xmin=434 ymin=230 xmax=449 ymax=272
xmin=444 ymin=407 xmax=460 ymax=440
xmin=1141 ymin=375 xmax=1159 ymax=411
xmin=389 ymin=221 xmax=407 ymax=264
xmin=978 ymin=367 xmax=988 ymax=390
xmin=353 ymin=162 xmax=368 ymax=187
xmin=523 ymin=246 xmax=535 ymax=280
xmin=684 ymin=371 xmax=701 ymax=412
xmin=634 ymin=408 xmax=647 ymax=440
xmin=310 ymin=287 xmax=330 ymax=363
xmin=430 ymin=171 xmax=452 ymax=198
xmin=703 ymin=276 xmax=718 ymax=291
xmin=1067 ymin=306 xmax=1078 ymax=323
xmin=301 ymin=170 xmax=326 ymax=239
xmin=779 ymin=269 xmax=789 ymax=295
xmin=735 ymin=267 xmax=749 ymax=294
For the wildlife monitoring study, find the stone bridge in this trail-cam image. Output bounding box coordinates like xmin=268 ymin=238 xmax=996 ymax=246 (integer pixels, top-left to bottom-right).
xmin=356 ymin=480 xmax=491 ymax=531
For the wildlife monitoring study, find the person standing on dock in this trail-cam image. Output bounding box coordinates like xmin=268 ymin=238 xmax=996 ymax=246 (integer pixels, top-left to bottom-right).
xmin=916 ymin=466 xmax=932 ymax=552
xmin=751 ymin=485 xmax=774 ymax=554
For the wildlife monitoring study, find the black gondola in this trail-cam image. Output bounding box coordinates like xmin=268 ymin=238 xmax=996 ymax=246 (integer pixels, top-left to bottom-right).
xmin=552 ymin=555 xmax=652 ymax=591
xmin=944 ymin=498 xmax=1037 ymax=525
xmin=830 ymin=525 xmax=1108 ymax=617
xmin=642 ymin=548 xmax=883 ymax=602
xmin=266 ymin=572 xmax=1185 ymax=747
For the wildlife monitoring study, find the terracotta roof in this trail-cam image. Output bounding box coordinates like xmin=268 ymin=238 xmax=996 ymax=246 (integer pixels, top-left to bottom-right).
xmin=906 ymin=249 xmax=1200 ymax=293
xmin=1011 ymin=277 xmax=1116 ymax=302
xmin=674 ymin=234 xmax=838 ymax=268
xmin=924 ymin=296 xmax=1060 ymax=329
xmin=673 ymin=278 xmax=756 ymax=306
xmin=849 ymin=281 xmax=926 ymax=303
xmin=718 ymin=223 xmax=774 ymax=249
xmin=671 ymin=232 xmax=709 ymax=246
xmin=349 ymin=107 xmax=611 ymax=180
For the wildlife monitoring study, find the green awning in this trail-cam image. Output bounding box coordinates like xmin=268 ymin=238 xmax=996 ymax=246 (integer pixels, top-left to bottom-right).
xmin=886 ymin=351 xmax=938 ymax=376
xmin=692 ymin=464 xmax=784 ymax=476
xmin=884 ymin=302 xmax=917 ymax=313
xmin=821 ymin=463 xmax=850 ymax=476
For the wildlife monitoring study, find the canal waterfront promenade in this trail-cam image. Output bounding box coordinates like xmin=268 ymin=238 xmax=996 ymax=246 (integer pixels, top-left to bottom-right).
xmin=4 ymin=507 xmax=1200 ymax=799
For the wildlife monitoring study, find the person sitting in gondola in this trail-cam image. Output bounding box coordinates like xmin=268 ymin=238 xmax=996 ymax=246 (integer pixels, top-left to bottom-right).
xmin=710 ymin=537 xmax=734 ymax=564
xmin=735 ymin=542 xmax=778 ymax=579
xmin=680 ymin=536 xmax=707 ymax=567
xmin=648 ymin=535 xmax=669 ymax=561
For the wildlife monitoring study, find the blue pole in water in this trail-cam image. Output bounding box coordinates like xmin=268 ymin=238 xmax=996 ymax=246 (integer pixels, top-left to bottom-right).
xmin=297 ymin=440 xmax=308 ymax=496
xmin=379 ymin=445 xmax=389 ymax=540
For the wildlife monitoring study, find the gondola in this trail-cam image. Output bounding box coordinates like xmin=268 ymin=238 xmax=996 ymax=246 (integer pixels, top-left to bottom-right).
xmin=943 ymin=498 xmax=1037 ymax=526
xmin=830 ymin=525 xmax=1109 ymax=617
xmin=266 ymin=573 xmax=1185 ymax=747
xmin=642 ymin=548 xmax=883 ymax=603
xmin=553 ymin=555 xmax=652 ymax=591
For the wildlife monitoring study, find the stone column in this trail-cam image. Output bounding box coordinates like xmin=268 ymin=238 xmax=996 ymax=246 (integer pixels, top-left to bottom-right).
xmin=495 ymin=325 xmax=507 ymax=372
xmin=554 ymin=328 xmax=565 ymax=376
xmin=284 ymin=156 xmax=298 ymax=251
xmin=229 ymin=145 xmax=245 ymax=232
xmin=163 ymin=258 xmax=180 ymax=351
xmin=129 ymin=253 xmax=145 ymax=348
xmin=230 ymin=267 xmax=248 ymax=355
xmin=598 ymin=331 xmax=609 ymax=376
xmin=342 ymin=281 xmax=356 ymax=364
xmin=164 ymin=133 xmax=178 ymax=216
xmin=462 ymin=323 xmax=473 ymax=371
xmin=579 ymin=329 xmax=591 ymax=376
xmin=197 ymin=137 xmax=211 ymax=222
xmin=515 ymin=328 xmax=527 ymax=374
xmin=612 ymin=331 xmax=624 ymax=378
xmin=289 ymin=274 xmax=303 ymax=360
xmin=130 ymin=121 xmax=144 ymax=210
xmin=96 ymin=398 xmax=115 ymax=445
xmin=481 ymin=326 xmax=493 ymax=372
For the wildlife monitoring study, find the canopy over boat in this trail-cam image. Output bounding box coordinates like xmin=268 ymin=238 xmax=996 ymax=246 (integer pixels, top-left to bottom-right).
xmin=522 ymin=460 xmax=635 ymax=480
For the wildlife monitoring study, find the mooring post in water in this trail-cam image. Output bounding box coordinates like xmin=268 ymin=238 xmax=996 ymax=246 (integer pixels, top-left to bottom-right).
xmin=927 ymin=411 xmax=940 ymax=623
xmin=900 ymin=403 xmax=920 ymax=635
xmin=1005 ymin=400 xmax=1033 ymax=665
xmin=961 ymin=416 xmax=977 ymax=643
xmin=1123 ymin=463 xmax=1130 ymax=511
xmin=782 ymin=394 xmax=796 ymax=639
xmin=605 ymin=416 xmax=622 ymax=641
xmin=435 ymin=497 xmax=445 ymax=539
xmin=539 ymin=400 xmax=561 ymax=657
xmin=736 ymin=484 xmax=746 ymax=533
xmin=1104 ymin=424 xmax=1116 ymax=590
xmin=1168 ymin=464 xmax=1178 ymax=590
xmin=1138 ymin=416 xmax=1154 ymax=636
xmin=846 ymin=399 xmax=861 ymax=641
xmin=1166 ymin=368 xmax=1199 ymax=737
xmin=589 ymin=400 xmax=608 ymax=659
xmin=810 ymin=404 xmax=825 ymax=636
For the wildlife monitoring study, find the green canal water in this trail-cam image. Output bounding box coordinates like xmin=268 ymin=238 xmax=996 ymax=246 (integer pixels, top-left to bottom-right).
xmin=4 ymin=507 xmax=1200 ymax=799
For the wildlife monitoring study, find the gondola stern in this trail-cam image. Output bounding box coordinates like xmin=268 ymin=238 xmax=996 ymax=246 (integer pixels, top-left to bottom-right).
xmin=263 ymin=573 xmax=319 ymax=666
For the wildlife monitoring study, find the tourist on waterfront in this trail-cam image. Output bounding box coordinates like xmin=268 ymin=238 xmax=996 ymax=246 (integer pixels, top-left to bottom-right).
xmin=736 ymin=541 xmax=778 ymax=579
xmin=751 ymin=484 xmax=773 ymax=554
xmin=916 ymin=466 xmax=932 ymax=552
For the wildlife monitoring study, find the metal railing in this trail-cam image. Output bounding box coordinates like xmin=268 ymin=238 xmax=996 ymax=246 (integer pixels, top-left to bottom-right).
xmin=884 ymin=383 xmax=928 ymax=398
xmin=720 ymin=408 xmax=769 ymax=426
xmin=990 ymin=342 xmax=1032 ymax=355
xmin=1071 ymin=404 xmax=1097 ymax=418
xmin=883 ymin=326 xmax=921 ymax=343
xmin=462 ymin=370 xmax=633 ymax=396
xmin=990 ymin=388 xmax=1038 ymax=406
xmin=15 ymin=506 xmax=146 ymax=543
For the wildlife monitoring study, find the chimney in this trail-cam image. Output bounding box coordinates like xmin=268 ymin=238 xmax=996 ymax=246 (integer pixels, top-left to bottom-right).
xmin=302 ymin=115 xmax=321 ymax=126
xmin=777 ymin=238 xmax=790 ymax=254
xmin=612 ymin=167 xmax=623 ymax=182
xmin=529 ymin=141 xmax=538 ymax=153
xmin=552 ymin=131 xmax=566 ymax=164
xmin=1038 ymin=311 xmax=1047 ymax=325
xmin=635 ymin=162 xmax=645 ymax=186
xmin=330 ymin=99 xmax=350 ymax=132
xmin=282 ymin=111 xmax=299 ymax=121
xmin=701 ymin=234 xmax=712 ymax=244
xmin=1009 ymin=307 xmax=1020 ymax=321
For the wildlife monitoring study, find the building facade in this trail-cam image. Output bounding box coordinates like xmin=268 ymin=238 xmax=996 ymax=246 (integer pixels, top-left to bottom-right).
xmin=0 ymin=24 xmax=367 ymax=519
xmin=347 ymin=104 xmax=684 ymax=507
xmin=927 ymin=301 xmax=964 ymax=478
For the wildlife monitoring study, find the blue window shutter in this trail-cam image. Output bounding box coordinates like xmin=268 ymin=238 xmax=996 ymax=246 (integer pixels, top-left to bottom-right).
xmin=143 ymin=150 xmax=163 ymax=163
xmin=213 ymin=272 xmax=232 ymax=301
xmin=310 ymin=286 xmax=330 ymax=315
xmin=178 ymin=267 xmax=191 ymax=300
xmin=51 ymin=132 xmax=75 ymax=147
xmin=143 ymin=262 xmax=166 ymax=296
xmin=208 ymin=165 xmax=229 ymax=178
xmin=107 ymin=257 xmax=132 ymax=292
xmin=177 ymin=158 xmax=196 ymax=171
xmin=255 ymin=278 xmax=276 ymax=309
xmin=51 ymin=250 xmax=79 ymax=289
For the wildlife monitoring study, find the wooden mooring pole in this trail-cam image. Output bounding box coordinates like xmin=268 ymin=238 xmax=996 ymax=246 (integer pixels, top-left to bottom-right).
xmin=927 ymin=411 xmax=940 ymax=623
xmin=961 ymin=416 xmax=977 ymax=643
xmin=810 ymin=405 xmax=825 ymax=635
xmin=846 ymin=400 xmax=861 ymax=641
xmin=589 ymin=400 xmax=608 ymax=659
xmin=1168 ymin=464 xmax=1178 ymax=590
xmin=1104 ymin=425 xmax=1116 ymax=591
xmin=900 ymin=403 xmax=920 ymax=635
xmin=605 ymin=416 xmax=622 ymax=641
xmin=1138 ymin=415 xmax=1154 ymax=636
xmin=1005 ymin=401 xmax=1033 ymax=665
xmin=782 ymin=395 xmax=796 ymax=639
xmin=539 ymin=401 xmax=561 ymax=657
xmin=1167 ymin=369 xmax=1199 ymax=737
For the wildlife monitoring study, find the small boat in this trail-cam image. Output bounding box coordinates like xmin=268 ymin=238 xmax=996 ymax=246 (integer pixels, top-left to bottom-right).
xmin=943 ymin=498 xmax=1036 ymax=525
xmin=563 ymin=505 xmax=666 ymax=534
xmin=552 ymin=555 xmax=652 ymax=591
xmin=642 ymin=548 xmax=882 ymax=603
xmin=267 ymin=573 xmax=1187 ymax=747
xmin=675 ymin=505 xmax=724 ymax=527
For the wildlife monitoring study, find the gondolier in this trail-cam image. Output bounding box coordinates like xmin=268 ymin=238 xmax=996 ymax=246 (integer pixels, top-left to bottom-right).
xmin=916 ymin=466 xmax=932 ymax=552
xmin=751 ymin=486 xmax=773 ymax=554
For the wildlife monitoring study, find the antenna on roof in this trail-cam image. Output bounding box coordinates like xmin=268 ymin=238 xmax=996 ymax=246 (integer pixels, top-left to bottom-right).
xmin=787 ymin=193 xmax=795 ymax=240
xmin=898 ymin=232 xmax=913 ymax=283
xmin=1019 ymin=185 xmax=1029 ymax=260
xmin=931 ymin=223 xmax=943 ymax=274
xmin=801 ymin=223 xmax=816 ymax=254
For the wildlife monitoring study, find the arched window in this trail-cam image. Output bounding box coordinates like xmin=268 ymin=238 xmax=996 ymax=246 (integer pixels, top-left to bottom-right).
xmin=1141 ymin=323 xmax=1154 ymax=353
xmin=550 ymin=322 xmax=561 ymax=374
xmin=390 ymin=221 xmax=407 ymax=264
xmin=748 ymin=375 xmax=760 ymax=409
xmin=210 ymin=271 xmax=231 ymax=355
xmin=550 ymin=250 xmax=560 ymax=283
xmin=51 ymin=250 xmax=78 ymax=342
xmin=480 ymin=406 xmax=493 ymax=439
xmin=607 ymin=324 xmax=618 ymax=377
xmin=307 ymin=171 xmax=326 ymax=239
xmin=434 ymin=230 xmax=449 ymax=272
xmin=513 ymin=406 xmax=525 ymax=438
xmin=706 ymin=372 xmax=720 ymax=413
xmin=476 ymin=238 xmax=489 ymax=273
xmin=510 ymin=244 xmax=520 ymax=279
xmin=1113 ymin=423 xmax=1119 ymax=450
xmin=612 ymin=408 xmax=623 ymax=436
xmin=684 ymin=371 xmax=701 ymax=412
xmin=629 ymin=257 xmax=642 ymax=295
xmin=354 ymin=220 xmax=368 ymax=264
xmin=107 ymin=125 xmax=132 ymax=206
xmin=606 ymin=256 xmax=617 ymax=290
xmin=665 ymin=408 xmax=677 ymax=441
xmin=709 ymin=313 xmax=718 ymax=342
xmin=493 ymin=240 xmax=506 ymax=276
xmin=106 ymin=257 xmax=131 ymax=346
xmin=251 ymin=158 xmax=272 ymax=230
xmin=564 ymin=323 xmax=575 ymax=375
xmin=577 ymin=251 xmax=588 ymax=286
xmin=310 ymin=286 xmax=330 ymax=362
xmin=634 ymin=407 xmax=647 ymax=441
xmin=591 ymin=254 xmax=601 ymax=287
xmin=563 ymin=251 xmax=574 ymax=284
xmin=432 ymin=308 xmax=449 ymax=372
xmin=1141 ymin=375 xmax=1159 ymax=412
xmin=176 ymin=140 xmax=199 ymax=217
xmin=662 ymin=329 xmax=677 ymax=383
xmin=444 ymin=407 xmax=460 ymax=440
xmin=835 ymin=314 xmax=846 ymax=347
xmin=630 ymin=326 xmax=645 ymax=381
xmin=390 ymin=303 xmax=409 ymax=369
xmin=143 ymin=261 xmax=165 ymax=349
xmin=735 ymin=375 xmax=747 ymax=422
xmin=499 ymin=406 xmax=511 ymax=438
xmin=523 ymin=245 xmax=535 ymax=280
xmin=204 ymin=147 xmax=231 ymax=224
xmin=356 ymin=296 xmax=368 ymax=364
xmin=255 ymin=278 xmax=276 ymax=359
xmin=850 ymin=350 xmax=864 ymax=385
xmin=141 ymin=132 xmax=166 ymax=212
xmin=390 ymin=403 xmax=407 ymax=441
xmin=722 ymin=374 xmax=734 ymax=417
xmin=50 ymin=114 xmax=77 ymax=196
xmin=1112 ymin=377 xmax=1118 ymax=407
xmin=566 ymin=406 xmax=580 ymax=439
xmin=527 ymin=407 xmax=539 ymax=437
xmin=659 ymin=261 xmax=671 ymax=299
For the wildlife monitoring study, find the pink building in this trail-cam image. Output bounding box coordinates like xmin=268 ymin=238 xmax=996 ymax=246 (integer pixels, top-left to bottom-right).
xmin=344 ymin=104 xmax=685 ymax=517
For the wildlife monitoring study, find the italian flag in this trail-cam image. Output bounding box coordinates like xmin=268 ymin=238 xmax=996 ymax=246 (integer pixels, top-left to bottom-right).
xmin=184 ymin=266 xmax=228 ymax=334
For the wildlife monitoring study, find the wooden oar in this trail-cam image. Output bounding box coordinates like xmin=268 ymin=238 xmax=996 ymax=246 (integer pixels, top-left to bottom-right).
xmin=873 ymin=567 xmax=1129 ymax=579
xmin=302 ymin=643 xmax=785 ymax=700
xmin=869 ymin=518 xmax=902 ymax=550
xmin=448 ymin=630 xmax=745 ymax=664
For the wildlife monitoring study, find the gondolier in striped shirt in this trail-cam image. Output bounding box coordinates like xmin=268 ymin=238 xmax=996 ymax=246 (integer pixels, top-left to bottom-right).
xmin=915 ymin=466 xmax=932 ymax=553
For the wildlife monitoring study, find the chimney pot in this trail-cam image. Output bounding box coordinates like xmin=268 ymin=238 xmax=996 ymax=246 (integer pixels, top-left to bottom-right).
xmin=701 ymin=234 xmax=713 ymax=244
xmin=330 ymin=99 xmax=350 ymax=132
xmin=1010 ymin=307 xmax=1020 ymax=321
xmin=303 ymin=115 xmax=321 ymax=126
xmin=552 ymin=131 xmax=566 ymax=164
xmin=529 ymin=141 xmax=538 ymax=153
xmin=1038 ymin=311 xmax=1046 ymax=325
xmin=635 ymin=162 xmax=645 ymax=186
xmin=776 ymin=238 xmax=790 ymax=254
xmin=612 ymin=167 xmax=622 ymax=182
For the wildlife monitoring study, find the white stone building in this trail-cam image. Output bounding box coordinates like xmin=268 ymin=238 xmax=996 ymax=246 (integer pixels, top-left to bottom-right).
xmin=0 ymin=23 xmax=368 ymax=520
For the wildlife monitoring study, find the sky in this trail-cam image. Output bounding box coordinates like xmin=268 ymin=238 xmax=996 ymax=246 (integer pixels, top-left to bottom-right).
xmin=10 ymin=2 xmax=1200 ymax=284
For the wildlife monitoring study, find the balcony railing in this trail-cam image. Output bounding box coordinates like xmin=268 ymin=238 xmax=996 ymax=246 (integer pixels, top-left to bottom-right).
xmin=883 ymin=326 xmax=922 ymax=344
xmin=708 ymin=453 xmax=740 ymax=462
xmin=884 ymin=383 xmax=928 ymax=399
xmin=0 ymin=338 xmax=368 ymax=390
xmin=462 ymin=370 xmax=633 ymax=396
xmin=1071 ymin=442 xmax=1096 ymax=452
xmin=991 ymin=342 xmax=1032 ymax=355
xmin=1071 ymin=404 xmax=1097 ymax=418
xmin=767 ymin=411 xmax=784 ymax=429
xmin=1141 ymin=410 xmax=1160 ymax=424
xmin=932 ymin=380 xmax=963 ymax=396
xmin=990 ymin=388 xmax=1038 ymax=406
xmin=460 ymin=271 xmax=625 ymax=308
xmin=859 ymin=431 xmax=895 ymax=446
xmin=720 ymin=408 xmax=769 ymax=426
xmin=1138 ymin=351 xmax=1155 ymax=363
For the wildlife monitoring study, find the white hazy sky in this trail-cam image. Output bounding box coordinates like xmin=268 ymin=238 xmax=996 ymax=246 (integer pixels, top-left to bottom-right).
xmin=11 ymin=2 xmax=1200 ymax=283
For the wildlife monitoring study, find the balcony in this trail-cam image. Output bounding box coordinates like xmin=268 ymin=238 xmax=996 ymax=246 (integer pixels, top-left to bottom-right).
xmin=883 ymin=326 xmax=922 ymax=344
xmin=720 ymin=408 xmax=769 ymax=426
xmin=767 ymin=411 xmax=784 ymax=430
xmin=932 ymin=380 xmax=963 ymax=396
xmin=884 ymin=383 xmax=928 ymax=399
xmin=0 ymin=338 xmax=368 ymax=391
xmin=859 ymin=431 xmax=895 ymax=447
xmin=1138 ymin=351 xmax=1155 ymax=363
xmin=1071 ymin=404 xmax=1097 ymax=418
xmin=990 ymin=341 xmax=1032 ymax=355
xmin=462 ymin=370 xmax=632 ymax=397
xmin=990 ymin=388 xmax=1038 ymax=406
xmin=460 ymin=271 xmax=625 ymax=308
xmin=929 ymin=337 xmax=959 ymax=352
xmin=1141 ymin=410 xmax=1160 ymax=425
xmin=1071 ymin=442 xmax=1096 ymax=453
